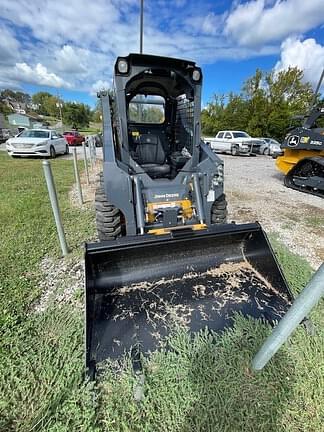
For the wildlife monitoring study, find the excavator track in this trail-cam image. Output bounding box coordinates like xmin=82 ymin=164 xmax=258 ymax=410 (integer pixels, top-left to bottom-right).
xmin=284 ymin=157 xmax=324 ymax=198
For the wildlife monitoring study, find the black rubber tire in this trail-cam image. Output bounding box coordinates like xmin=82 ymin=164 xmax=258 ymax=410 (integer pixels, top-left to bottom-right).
xmin=50 ymin=146 xmax=56 ymax=158
xmin=95 ymin=177 xmax=122 ymax=241
xmin=231 ymin=145 xmax=239 ymax=156
xmin=211 ymin=194 xmax=228 ymax=224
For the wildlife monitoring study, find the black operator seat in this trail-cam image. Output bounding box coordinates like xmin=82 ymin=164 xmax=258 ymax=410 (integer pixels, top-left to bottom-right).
xmin=135 ymin=134 xmax=170 ymax=178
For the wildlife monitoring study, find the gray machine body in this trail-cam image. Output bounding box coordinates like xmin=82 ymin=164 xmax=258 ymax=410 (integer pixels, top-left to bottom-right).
xmin=99 ymin=54 xmax=224 ymax=235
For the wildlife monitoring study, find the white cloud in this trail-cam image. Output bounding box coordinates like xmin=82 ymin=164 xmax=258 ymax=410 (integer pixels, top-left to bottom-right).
xmin=55 ymin=45 xmax=88 ymax=74
xmin=13 ymin=63 xmax=71 ymax=88
xmin=0 ymin=26 xmax=20 ymax=65
xmin=0 ymin=0 xmax=323 ymax=96
xmin=0 ymin=0 xmax=121 ymax=47
xmin=225 ymin=0 xmax=324 ymax=46
xmin=91 ymin=80 xmax=112 ymax=95
xmin=275 ymin=37 xmax=324 ymax=88
xmin=185 ymin=12 xmax=225 ymax=36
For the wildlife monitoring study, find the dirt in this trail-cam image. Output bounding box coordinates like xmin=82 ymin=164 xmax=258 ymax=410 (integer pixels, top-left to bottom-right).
xmin=32 ymin=256 xmax=84 ymax=313
xmin=223 ymin=154 xmax=324 ymax=269
xmin=69 ymin=159 xmax=102 ymax=209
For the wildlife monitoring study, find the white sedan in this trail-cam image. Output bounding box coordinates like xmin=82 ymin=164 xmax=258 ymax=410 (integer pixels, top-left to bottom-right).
xmin=6 ymin=129 xmax=69 ymax=158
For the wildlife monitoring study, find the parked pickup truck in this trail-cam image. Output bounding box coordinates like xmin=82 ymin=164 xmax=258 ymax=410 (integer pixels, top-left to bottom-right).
xmin=203 ymin=131 xmax=264 ymax=156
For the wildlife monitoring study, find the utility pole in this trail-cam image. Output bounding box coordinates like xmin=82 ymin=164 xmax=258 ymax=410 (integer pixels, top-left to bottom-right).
xmin=140 ymin=0 xmax=144 ymax=54
xmin=56 ymin=91 xmax=64 ymax=133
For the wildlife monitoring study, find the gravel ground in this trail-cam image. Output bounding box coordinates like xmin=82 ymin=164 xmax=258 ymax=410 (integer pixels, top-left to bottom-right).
xmin=34 ymin=153 xmax=323 ymax=311
xmin=223 ymin=154 xmax=324 ymax=269
xmin=34 ymin=161 xmax=101 ymax=312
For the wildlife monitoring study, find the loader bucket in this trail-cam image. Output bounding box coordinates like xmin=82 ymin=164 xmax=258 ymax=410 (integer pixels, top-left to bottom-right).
xmin=85 ymin=223 xmax=293 ymax=378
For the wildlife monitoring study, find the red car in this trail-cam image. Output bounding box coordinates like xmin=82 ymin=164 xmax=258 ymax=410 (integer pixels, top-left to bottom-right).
xmin=63 ymin=131 xmax=85 ymax=146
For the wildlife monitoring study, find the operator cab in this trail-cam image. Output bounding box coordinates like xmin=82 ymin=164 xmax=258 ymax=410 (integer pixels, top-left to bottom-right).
xmin=112 ymin=54 xmax=202 ymax=179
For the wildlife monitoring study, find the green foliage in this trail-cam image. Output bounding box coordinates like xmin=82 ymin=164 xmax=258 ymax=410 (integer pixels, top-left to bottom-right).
xmin=63 ymin=102 xmax=92 ymax=129
xmin=31 ymin=93 xmax=92 ymax=127
xmin=1 ymin=154 xmax=323 ymax=431
xmin=0 ymin=89 xmax=31 ymax=104
xmin=202 ymin=67 xmax=315 ymax=140
xmin=32 ymin=91 xmax=58 ymax=116
xmin=0 ymin=90 xmax=31 ymax=115
xmin=0 ymin=100 xmax=13 ymax=116
xmin=0 ymin=153 xmax=95 ymax=330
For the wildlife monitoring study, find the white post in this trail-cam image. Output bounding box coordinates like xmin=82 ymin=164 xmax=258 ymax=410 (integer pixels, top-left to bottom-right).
xmin=72 ymin=147 xmax=83 ymax=205
xmin=82 ymin=142 xmax=90 ymax=185
xmin=42 ymin=160 xmax=69 ymax=256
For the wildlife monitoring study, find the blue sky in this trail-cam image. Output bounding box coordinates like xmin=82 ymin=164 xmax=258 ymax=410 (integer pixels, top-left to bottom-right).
xmin=0 ymin=0 xmax=323 ymax=108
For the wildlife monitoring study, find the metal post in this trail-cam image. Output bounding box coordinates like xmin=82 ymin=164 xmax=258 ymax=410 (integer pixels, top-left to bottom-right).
xmin=140 ymin=0 xmax=144 ymax=54
xmin=42 ymin=160 xmax=69 ymax=257
xmin=90 ymin=136 xmax=97 ymax=167
xmin=72 ymin=147 xmax=83 ymax=205
xmin=192 ymin=173 xmax=205 ymax=224
xmin=252 ymin=263 xmax=324 ymax=371
xmin=88 ymin=137 xmax=94 ymax=169
xmin=82 ymin=142 xmax=90 ymax=185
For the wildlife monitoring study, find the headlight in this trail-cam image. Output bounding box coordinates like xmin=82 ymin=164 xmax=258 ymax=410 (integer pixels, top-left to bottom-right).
xmin=117 ymin=58 xmax=129 ymax=74
xmin=36 ymin=141 xmax=47 ymax=147
xmin=192 ymin=69 xmax=201 ymax=81
xmin=212 ymin=165 xmax=224 ymax=185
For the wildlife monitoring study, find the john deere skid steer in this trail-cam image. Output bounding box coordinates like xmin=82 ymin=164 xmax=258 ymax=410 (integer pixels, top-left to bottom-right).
xmin=276 ymin=69 xmax=324 ymax=197
xmin=85 ymin=54 xmax=293 ymax=378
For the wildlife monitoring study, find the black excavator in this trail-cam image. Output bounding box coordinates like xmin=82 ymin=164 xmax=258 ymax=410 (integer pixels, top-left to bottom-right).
xmin=276 ymin=69 xmax=324 ymax=197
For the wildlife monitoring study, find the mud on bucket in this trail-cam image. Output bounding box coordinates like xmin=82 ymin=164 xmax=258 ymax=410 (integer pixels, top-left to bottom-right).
xmin=85 ymin=223 xmax=293 ymax=378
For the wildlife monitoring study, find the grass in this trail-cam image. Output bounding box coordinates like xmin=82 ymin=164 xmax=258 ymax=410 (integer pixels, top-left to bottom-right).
xmin=0 ymin=151 xmax=323 ymax=431
xmin=305 ymin=215 xmax=324 ymax=229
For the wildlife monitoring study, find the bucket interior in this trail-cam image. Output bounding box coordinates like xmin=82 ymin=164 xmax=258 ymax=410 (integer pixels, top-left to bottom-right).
xmin=85 ymin=224 xmax=292 ymax=376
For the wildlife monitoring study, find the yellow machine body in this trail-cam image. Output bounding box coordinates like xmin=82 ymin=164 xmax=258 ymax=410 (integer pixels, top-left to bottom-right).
xmin=276 ymin=149 xmax=324 ymax=175
xmin=148 ymin=223 xmax=207 ymax=235
xmin=146 ymin=199 xmax=193 ymax=224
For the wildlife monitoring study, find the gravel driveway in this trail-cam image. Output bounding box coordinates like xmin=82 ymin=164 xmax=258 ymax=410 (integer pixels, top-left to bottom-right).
xmin=222 ymin=154 xmax=324 ymax=269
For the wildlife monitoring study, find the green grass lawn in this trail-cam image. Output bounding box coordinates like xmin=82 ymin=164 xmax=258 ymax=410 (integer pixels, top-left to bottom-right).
xmin=0 ymin=152 xmax=323 ymax=432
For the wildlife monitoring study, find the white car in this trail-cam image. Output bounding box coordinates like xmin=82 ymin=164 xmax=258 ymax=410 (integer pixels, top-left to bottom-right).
xmin=204 ymin=130 xmax=264 ymax=156
xmin=6 ymin=129 xmax=69 ymax=158
xmin=258 ymin=138 xmax=283 ymax=157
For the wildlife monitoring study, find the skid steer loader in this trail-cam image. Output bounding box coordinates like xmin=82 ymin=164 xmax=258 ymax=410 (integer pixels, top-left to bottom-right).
xmin=85 ymin=53 xmax=293 ymax=378
xmin=276 ymin=69 xmax=324 ymax=197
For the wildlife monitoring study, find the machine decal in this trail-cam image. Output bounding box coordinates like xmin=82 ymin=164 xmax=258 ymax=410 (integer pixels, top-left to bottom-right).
xmin=154 ymin=193 xmax=180 ymax=199
xmin=287 ymin=135 xmax=300 ymax=147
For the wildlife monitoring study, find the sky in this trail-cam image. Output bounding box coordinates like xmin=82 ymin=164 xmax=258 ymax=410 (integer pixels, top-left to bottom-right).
xmin=0 ymin=0 xmax=323 ymax=108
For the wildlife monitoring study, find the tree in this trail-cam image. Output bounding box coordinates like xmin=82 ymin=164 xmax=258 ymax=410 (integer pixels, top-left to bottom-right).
xmin=0 ymin=90 xmax=31 ymax=114
xmin=63 ymin=102 xmax=91 ymax=128
xmin=201 ymin=67 xmax=316 ymax=140
xmin=0 ymin=100 xmax=13 ymax=116
xmin=32 ymin=92 xmax=58 ymax=116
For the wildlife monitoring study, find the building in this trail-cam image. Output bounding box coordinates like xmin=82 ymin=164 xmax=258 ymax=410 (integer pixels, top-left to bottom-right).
xmin=7 ymin=113 xmax=38 ymax=128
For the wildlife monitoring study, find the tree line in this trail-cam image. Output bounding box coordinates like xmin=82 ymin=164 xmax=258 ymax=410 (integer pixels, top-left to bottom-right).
xmin=201 ymin=67 xmax=320 ymax=140
xmin=0 ymin=90 xmax=100 ymax=129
